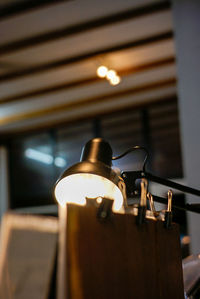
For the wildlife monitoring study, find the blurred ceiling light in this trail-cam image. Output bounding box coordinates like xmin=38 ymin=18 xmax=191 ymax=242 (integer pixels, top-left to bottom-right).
xmin=96 ymin=65 xmax=121 ymax=86
xmin=106 ymin=69 xmax=116 ymax=80
xmin=96 ymin=65 xmax=108 ymax=78
xmin=110 ymin=75 xmax=121 ymax=86
xmin=25 ymin=148 xmax=66 ymax=168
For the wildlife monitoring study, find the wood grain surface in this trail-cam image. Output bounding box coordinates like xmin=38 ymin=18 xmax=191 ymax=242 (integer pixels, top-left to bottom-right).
xmin=65 ymin=204 xmax=184 ymax=299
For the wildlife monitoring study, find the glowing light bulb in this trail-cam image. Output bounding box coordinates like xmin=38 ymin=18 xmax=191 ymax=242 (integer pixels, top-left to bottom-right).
xmin=54 ymin=173 xmax=123 ymax=212
xmin=106 ymin=70 xmax=116 ymax=80
xmin=97 ymin=66 xmax=108 ymax=78
xmin=110 ymin=75 xmax=121 ymax=86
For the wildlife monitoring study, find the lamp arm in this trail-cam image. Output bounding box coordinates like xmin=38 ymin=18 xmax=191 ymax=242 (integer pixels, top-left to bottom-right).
xmin=143 ymin=172 xmax=200 ymax=197
xmin=153 ymin=195 xmax=200 ymax=214
xmin=122 ymin=170 xmax=200 ymax=197
xmin=121 ymin=170 xmax=200 ymax=214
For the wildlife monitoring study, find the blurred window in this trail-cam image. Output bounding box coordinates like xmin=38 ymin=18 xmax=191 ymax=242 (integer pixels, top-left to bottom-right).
xmin=9 ymin=133 xmax=55 ymax=208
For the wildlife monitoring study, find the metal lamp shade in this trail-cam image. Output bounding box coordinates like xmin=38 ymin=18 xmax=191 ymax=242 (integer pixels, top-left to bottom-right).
xmin=54 ymin=138 xmax=124 ymax=211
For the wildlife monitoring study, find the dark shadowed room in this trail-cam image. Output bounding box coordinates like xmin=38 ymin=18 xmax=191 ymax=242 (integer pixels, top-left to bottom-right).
xmin=0 ymin=0 xmax=200 ymax=298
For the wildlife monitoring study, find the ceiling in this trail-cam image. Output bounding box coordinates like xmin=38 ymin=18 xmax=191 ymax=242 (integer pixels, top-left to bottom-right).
xmin=0 ymin=0 xmax=176 ymax=137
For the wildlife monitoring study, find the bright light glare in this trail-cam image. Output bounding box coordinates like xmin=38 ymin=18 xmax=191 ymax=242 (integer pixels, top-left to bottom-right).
xmin=106 ymin=70 xmax=116 ymax=80
xmin=25 ymin=148 xmax=53 ymax=165
xmin=54 ymin=157 xmax=66 ymax=168
xmin=96 ymin=66 xmax=108 ymax=78
xmin=25 ymin=148 xmax=66 ymax=168
xmin=54 ymin=173 xmax=123 ymax=212
xmin=110 ymin=75 xmax=121 ymax=86
xmin=96 ymin=197 xmax=103 ymax=204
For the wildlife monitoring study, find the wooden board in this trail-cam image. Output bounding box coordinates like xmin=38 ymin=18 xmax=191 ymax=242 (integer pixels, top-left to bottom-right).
xmin=65 ymin=204 xmax=184 ymax=299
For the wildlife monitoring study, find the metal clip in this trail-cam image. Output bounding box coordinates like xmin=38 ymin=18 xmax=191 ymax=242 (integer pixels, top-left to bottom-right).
xmin=147 ymin=192 xmax=160 ymax=219
xmin=164 ymin=190 xmax=173 ymax=228
xmin=167 ymin=189 xmax=172 ymax=212
xmin=137 ymin=178 xmax=148 ymax=225
xmin=97 ymin=197 xmax=113 ymax=221
xmin=118 ymin=178 xmax=128 ymax=209
xmin=140 ymin=178 xmax=148 ymax=207
xmin=147 ymin=192 xmax=156 ymax=213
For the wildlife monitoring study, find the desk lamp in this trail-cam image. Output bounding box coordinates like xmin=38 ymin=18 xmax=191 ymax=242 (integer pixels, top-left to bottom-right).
xmin=54 ymin=138 xmax=125 ymax=212
xmin=55 ymin=138 xmax=200 ymax=215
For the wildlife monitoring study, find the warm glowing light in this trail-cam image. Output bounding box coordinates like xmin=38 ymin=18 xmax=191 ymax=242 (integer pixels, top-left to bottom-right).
xmin=97 ymin=66 xmax=121 ymax=86
xmin=96 ymin=197 xmax=103 ymax=204
xmin=106 ymin=70 xmax=116 ymax=80
xmin=54 ymin=173 xmax=123 ymax=212
xmin=110 ymin=75 xmax=121 ymax=86
xmin=97 ymin=66 xmax=108 ymax=78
